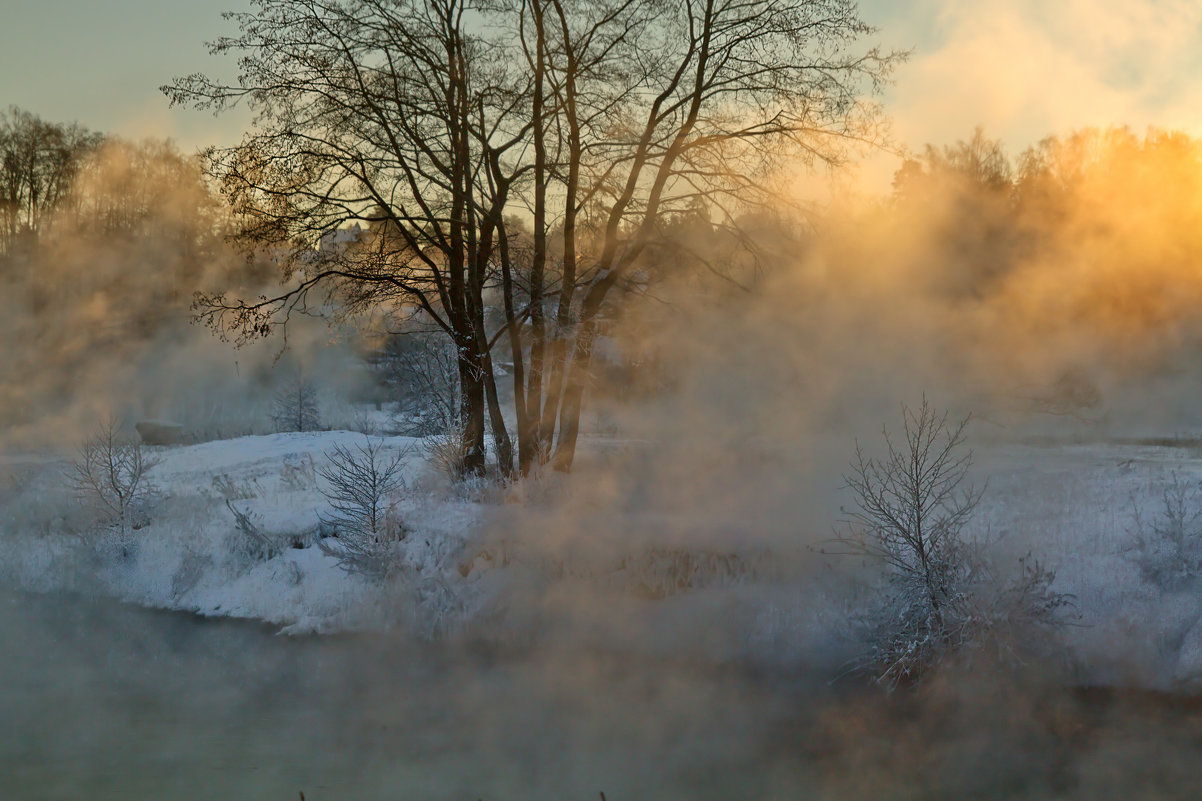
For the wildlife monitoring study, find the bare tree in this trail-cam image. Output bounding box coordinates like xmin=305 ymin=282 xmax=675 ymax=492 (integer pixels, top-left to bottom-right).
xmin=166 ymin=0 xmax=529 ymax=477
xmin=373 ymin=329 xmax=460 ymax=436
xmin=841 ymin=400 xmax=982 ymax=625
xmin=511 ymin=0 xmax=903 ymax=472
xmin=834 ymin=399 xmax=1068 ymax=686
xmin=317 ymin=438 xmax=408 ymax=579
xmin=165 ymin=0 xmax=902 ymax=479
xmin=271 ymin=371 xmax=321 ymax=432
xmin=71 ymin=419 xmax=161 ymax=556
xmin=0 ymin=107 xmax=103 ymax=260
xmin=1130 ymin=471 xmax=1202 ymax=589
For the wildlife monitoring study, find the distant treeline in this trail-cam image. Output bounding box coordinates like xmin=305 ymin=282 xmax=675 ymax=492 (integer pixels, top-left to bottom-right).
xmin=0 ymin=107 xmax=280 ymax=438
xmin=816 ymin=126 xmax=1202 ymax=398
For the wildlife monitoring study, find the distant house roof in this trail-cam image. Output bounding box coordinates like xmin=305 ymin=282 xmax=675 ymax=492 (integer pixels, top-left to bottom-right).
xmin=319 ymin=223 xmax=363 ymax=253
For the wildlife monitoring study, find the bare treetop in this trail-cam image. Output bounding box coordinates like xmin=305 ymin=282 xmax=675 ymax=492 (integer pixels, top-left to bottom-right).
xmin=165 ymin=0 xmax=903 ymax=476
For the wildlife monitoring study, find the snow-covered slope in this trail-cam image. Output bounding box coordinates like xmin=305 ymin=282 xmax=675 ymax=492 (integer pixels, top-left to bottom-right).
xmin=0 ymin=431 xmax=485 ymax=634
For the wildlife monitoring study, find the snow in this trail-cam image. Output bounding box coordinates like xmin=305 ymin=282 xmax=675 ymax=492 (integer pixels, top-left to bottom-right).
xmin=0 ymin=430 xmax=479 ymax=635
xmin=967 ymin=438 xmax=1202 ymax=687
xmin=5 ymin=425 xmax=1202 ymax=688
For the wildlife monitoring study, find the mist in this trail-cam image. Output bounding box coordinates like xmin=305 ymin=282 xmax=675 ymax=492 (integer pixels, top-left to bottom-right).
xmin=0 ymin=134 xmax=376 ymax=451
xmin=6 ymin=25 xmax=1202 ymax=801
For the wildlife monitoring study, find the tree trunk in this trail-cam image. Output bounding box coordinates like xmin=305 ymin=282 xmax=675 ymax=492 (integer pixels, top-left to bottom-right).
xmin=474 ymin=294 xmax=514 ymax=479
xmin=457 ymin=343 xmax=487 ymax=476
xmin=523 ymin=0 xmax=551 ymax=466
xmin=498 ymin=224 xmax=536 ymax=476
xmin=549 ymin=313 xmax=598 ymax=472
xmin=539 ymin=0 xmax=581 ymax=454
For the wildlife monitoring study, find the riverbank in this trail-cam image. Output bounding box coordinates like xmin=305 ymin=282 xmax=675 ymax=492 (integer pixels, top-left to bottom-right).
xmin=5 ymin=429 xmax=1202 ymax=689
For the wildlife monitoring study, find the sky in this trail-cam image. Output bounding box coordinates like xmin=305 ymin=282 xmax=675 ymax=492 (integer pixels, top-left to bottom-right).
xmin=0 ymin=0 xmax=249 ymax=147
xmin=872 ymin=0 xmax=1202 ymax=146
xmin=3 ymin=0 xmax=1202 ymax=174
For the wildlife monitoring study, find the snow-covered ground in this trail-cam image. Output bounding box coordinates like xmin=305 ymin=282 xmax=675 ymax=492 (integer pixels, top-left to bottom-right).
xmin=5 ymin=426 xmax=1202 ymax=689
xmin=0 ymin=430 xmax=488 ymax=636
xmin=973 ymin=437 xmax=1202 ymax=688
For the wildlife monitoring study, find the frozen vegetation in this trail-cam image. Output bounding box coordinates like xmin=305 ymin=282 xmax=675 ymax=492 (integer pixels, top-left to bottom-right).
xmin=1 ymin=423 xmax=471 ymax=636
xmin=5 ymin=410 xmax=1202 ymax=693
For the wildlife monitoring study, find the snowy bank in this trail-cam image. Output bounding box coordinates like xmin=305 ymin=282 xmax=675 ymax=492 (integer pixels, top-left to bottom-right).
xmin=5 ymin=429 xmax=1202 ymax=688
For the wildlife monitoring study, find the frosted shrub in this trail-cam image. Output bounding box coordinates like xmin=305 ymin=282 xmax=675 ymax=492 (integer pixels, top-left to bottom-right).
xmin=413 ymin=574 xmax=467 ymax=639
xmin=1131 ymin=472 xmax=1202 ymax=589
xmin=210 ymin=472 xmax=263 ymax=500
xmin=71 ymin=420 xmax=161 ymax=557
xmin=271 ymin=372 xmax=321 ymax=432
xmin=224 ymin=499 xmax=287 ymax=564
xmin=374 ymin=331 xmax=459 ymax=437
xmin=834 ymin=399 xmax=1071 ymax=687
xmin=317 ymin=438 xmax=408 ymax=580
xmin=279 ymin=453 xmax=317 ymax=492
xmin=423 ymin=423 xmax=470 ymax=482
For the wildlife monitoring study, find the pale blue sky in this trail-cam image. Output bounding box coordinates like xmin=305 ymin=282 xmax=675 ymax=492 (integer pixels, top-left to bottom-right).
xmin=2 ymin=0 xmax=1200 ymax=166
xmin=0 ymin=0 xmax=248 ymax=147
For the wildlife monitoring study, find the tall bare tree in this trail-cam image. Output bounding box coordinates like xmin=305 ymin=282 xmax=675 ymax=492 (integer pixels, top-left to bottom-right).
xmin=510 ymin=0 xmax=900 ymax=470
xmin=166 ymin=0 xmax=531 ymax=475
xmin=165 ymin=0 xmax=900 ymax=477
xmin=0 ymin=107 xmax=103 ymax=260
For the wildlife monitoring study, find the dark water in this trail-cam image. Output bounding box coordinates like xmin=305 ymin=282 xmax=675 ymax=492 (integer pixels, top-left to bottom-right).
xmin=5 ymin=591 xmax=1202 ymax=801
xmin=0 ymin=591 xmax=827 ymax=801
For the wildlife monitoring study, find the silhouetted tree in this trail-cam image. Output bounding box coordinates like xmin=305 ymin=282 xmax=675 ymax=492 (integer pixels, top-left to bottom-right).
xmin=0 ymin=107 xmax=103 ymax=260
xmin=165 ymin=0 xmax=901 ymax=477
xmin=271 ymin=372 xmax=321 ymax=432
xmin=889 ymin=128 xmax=1017 ymax=296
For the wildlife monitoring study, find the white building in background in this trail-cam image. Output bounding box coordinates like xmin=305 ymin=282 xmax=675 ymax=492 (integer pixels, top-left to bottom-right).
xmin=319 ymin=223 xmax=364 ymax=253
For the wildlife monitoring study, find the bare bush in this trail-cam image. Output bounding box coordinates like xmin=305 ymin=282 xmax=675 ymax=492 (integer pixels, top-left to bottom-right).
xmin=834 ymin=399 xmax=1070 ymax=687
xmin=348 ymin=406 xmax=382 ymax=436
xmin=1130 ymin=471 xmax=1202 ymax=589
xmin=279 ymin=453 xmax=317 ymax=492
xmin=423 ymin=424 xmax=471 ymax=483
xmin=170 ymin=546 xmax=213 ymax=600
xmin=224 ymin=499 xmax=284 ymax=563
xmin=373 ymin=332 xmax=459 ymax=436
xmin=71 ymin=420 xmax=161 ymax=556
xmin=619 ymin=548 xmax=757 ymax=599
xmin=317 ymin=438 xmax=408 ymax=580
xmin=271 ymin=371 xmax=321 ymax=432
xmin=210 ymin=472 xmax=263 ymax=500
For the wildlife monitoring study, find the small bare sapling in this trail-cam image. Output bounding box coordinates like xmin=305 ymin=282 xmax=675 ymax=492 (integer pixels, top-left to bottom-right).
xmin=271 ymin=371 xmax=322 ymax=432
xmin=71 ymin=420 xmax=161 ymax=556
xmin=318 ymin=438 xmax=408 ymax=579
xmin=834 ymin=399 xmax=1069 ymax=687
xmin=1130 ymin=471 xmax=1202 ymax=589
